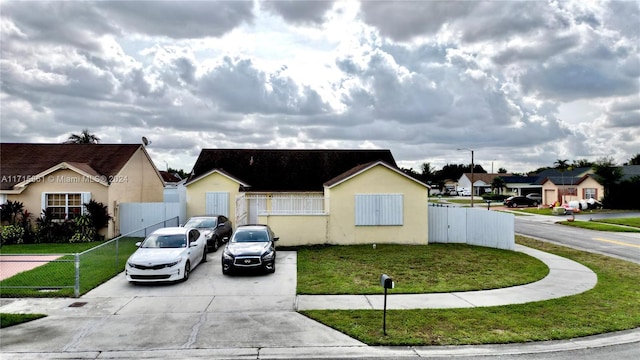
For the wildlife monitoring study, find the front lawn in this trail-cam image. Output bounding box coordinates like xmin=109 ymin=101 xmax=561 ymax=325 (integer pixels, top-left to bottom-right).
xmin=296 ymin=243 xmax=548 ymax=294
xmin=0 ymin=237 xmax=142 ymax=297
xmin=300 ymin=236 xmax=640 ymax=345
xmin=558 ymin=218 xmax=640 ymax=232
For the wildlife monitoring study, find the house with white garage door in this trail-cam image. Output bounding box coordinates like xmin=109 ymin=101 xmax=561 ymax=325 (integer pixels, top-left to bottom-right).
xmin=184 ymin=149 xmax=430 ymax=246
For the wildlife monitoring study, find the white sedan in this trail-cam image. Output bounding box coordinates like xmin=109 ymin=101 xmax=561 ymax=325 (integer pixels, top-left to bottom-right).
xmin=125 ymin=227 xmax=207 ymax=283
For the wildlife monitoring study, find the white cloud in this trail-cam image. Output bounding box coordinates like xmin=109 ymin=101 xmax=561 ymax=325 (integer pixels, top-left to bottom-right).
xmin=0 ymin=0 xmax=638 ymax=174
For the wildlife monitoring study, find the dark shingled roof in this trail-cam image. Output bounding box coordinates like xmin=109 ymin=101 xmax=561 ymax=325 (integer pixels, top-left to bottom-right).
xmin=188 ymin=149 xmax=397 ymax=192
xmin=1 ymin=143 xmax=141 ymax=190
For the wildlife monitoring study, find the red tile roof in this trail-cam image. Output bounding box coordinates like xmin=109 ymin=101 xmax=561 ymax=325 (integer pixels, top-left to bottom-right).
xmin=1 ymin=143 xmax=141 ymax=190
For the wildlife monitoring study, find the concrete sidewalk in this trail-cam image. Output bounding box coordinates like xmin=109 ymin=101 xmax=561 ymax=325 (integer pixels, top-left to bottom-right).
xmin=0 ymin=246 xmax=638 ymax=359
xmin=296 ymin=244 xmax=597 ymax=310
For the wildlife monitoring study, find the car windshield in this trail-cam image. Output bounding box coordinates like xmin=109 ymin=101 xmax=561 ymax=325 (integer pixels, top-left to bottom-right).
xmin=184 ymin=218 xmax=216 ymax=228
xmin=141 ymin=234 xmax=187 ymax=248
xmin=232 ymin=230 xmax=268 ymax=243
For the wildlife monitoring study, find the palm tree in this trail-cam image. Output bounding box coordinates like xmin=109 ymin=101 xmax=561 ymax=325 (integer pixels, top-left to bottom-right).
xmin=490 ymin=176 xmax=506 ymax=194
xmin=553 ymin=159 xmax=570 ymax=203
xmin=64 ymin=129 xmax=100 ymax=144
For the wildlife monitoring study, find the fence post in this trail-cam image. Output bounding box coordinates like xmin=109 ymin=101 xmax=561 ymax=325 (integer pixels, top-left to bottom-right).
xmin=74 ymin=253 xmax=80 ymax=298
xmin=115 ymin=237 xmax=120 ymax=273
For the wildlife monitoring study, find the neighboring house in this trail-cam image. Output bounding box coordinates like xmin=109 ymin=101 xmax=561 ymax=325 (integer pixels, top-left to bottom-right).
xmin=0 ymin=143 xmax=165 ymax=238
xmin=534 ymin=167 xmax=596 ymax=205
xmin=159 ymin=170 xmax=185 ymax=202
xmin=184 ymin=149 xmax=430 ymax=246
xmin=456 ymin=173 xmax=537 ymax=195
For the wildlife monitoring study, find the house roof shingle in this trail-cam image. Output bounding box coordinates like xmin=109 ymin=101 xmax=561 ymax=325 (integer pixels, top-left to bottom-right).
xmin=188 ymin=149 xmax=397 ymax=192
xmin=0 ymin=143 xmax=141 ymax=190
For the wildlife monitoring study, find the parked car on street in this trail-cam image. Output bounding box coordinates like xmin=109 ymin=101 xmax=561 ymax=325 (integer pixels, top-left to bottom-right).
xmin=526 ymin=193 xmax=542 ymax=202
xmin=504 ymin=196 xmax=539 ymax=208
xmin=125 ymin=227 xmax=207 ymax=283
xmin=222 ymin=224 xmax=278 ymax=275
xmin=183 ymin=215 xmax=233 ymax=252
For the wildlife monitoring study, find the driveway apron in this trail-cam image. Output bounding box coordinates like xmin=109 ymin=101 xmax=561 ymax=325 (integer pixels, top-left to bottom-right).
xmin=0 ymin=251 xmax=364 ymax=353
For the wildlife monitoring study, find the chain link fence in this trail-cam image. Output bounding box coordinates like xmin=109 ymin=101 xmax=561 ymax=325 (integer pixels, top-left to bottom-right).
xmin=0 ymin=217 xmax=178 ymax=298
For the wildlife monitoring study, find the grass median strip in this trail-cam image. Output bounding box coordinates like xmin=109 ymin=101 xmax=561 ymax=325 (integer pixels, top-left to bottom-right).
xmin=299 ymin=236 xmax=640 ymax=345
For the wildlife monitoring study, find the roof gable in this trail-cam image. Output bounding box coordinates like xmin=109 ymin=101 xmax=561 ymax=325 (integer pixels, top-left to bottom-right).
xmin=1 ymin=143 xmax=141 ymax=190
xmin=188 ymin=149 xmax=397 ymax=191
xmin=324 ymin=160 xmax=429 ymax=189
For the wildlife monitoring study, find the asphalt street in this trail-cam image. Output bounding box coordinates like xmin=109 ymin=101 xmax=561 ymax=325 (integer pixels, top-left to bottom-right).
xmin=514 ymin=212 xmax=640 ymax=264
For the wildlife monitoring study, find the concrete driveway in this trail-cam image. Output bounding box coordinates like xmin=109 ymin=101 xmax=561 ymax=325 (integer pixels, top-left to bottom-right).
xmin=0 ymin=251 xmax=364 ymax=354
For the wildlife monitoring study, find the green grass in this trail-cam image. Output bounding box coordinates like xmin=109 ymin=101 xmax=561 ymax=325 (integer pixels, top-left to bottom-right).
xmin=0 ymin=237 xmax=142 ymax=297
xmin=296 ymin=244 xmax=548 ymax=295
xmin=300 ymin=236 xmax=640 ymax=345
xmin=0 ymin=313 xmax=47 ymax=328
xmin=592 ymin=217 xmax=640 ymax=228
xmin=558 ymin=219 xmax=640 ymax=232
xmin=0 ymin=241 xmax=109 ymax=254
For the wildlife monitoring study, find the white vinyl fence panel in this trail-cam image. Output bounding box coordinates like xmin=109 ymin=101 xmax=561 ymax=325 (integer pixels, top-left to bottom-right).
xmin=119 ymin=202 xmax=182 ymax=236
xmin=428 ymin=204 xmax=514 ymax=250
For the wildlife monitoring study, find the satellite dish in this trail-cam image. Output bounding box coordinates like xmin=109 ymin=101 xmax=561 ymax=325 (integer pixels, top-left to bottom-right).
xmin=142 ymin=136 xmax=151 ymax=146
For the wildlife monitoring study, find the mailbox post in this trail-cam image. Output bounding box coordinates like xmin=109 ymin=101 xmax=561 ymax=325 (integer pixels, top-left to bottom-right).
xmin=380 ymin=274 xmax=394 ymax=335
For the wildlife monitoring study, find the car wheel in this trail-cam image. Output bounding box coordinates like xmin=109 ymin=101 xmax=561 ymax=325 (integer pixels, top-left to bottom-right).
xmin=202 ymin=246 xmax=208 ymax=263
xmin=532 ymin=201 xmax=539 ymax=207
xmin=211 ymin=237 xmax=220 ymax=252
xmin=183 ymin=261 xmax=191 ymax=281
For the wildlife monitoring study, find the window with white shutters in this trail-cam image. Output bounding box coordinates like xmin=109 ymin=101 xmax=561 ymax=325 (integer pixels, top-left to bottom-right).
xmin=355 ymin=194 xmax=403 ymax=226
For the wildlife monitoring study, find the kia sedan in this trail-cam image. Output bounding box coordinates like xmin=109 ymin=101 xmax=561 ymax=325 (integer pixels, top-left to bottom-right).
xmin=222 ymin=224 xmax=278 ymax=275
xmin=125 ymin=227 xmax=207 ymax=283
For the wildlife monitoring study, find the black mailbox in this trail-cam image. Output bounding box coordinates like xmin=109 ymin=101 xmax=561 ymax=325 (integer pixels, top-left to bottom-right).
xmin=380 ymin=274 xmax=394 ymax=289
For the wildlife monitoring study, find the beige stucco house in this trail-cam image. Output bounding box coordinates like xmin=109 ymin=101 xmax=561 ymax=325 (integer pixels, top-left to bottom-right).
xmin=0 ymin=143 xmax=165 ymax=238
xmin=185 ymin=149 xmax=430 ymax=246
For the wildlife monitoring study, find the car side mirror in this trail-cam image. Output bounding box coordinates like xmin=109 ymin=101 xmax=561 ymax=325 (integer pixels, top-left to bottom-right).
xmin=135 ymin=242 xmax=142 ymax=247
xmin=273 ymin=237 xmax=279 ymax=241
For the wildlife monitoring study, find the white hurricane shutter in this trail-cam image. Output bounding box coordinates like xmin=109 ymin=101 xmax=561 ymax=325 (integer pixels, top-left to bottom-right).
xmin=206 ymin=192 xmax=229 ymax=216
xmin=355 ymin=194 xmax=403 ymax=226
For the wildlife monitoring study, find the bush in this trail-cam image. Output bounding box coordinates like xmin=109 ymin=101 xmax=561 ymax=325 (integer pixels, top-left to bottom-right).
xmin=481 ymin=193 xmax=509 ymax=201
xmin=1 ymin=225 xmax=25 ymax=245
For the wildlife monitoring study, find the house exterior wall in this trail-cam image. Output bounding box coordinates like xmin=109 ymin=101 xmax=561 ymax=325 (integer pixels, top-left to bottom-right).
xmin=109 ymin=148 xmax=164 ymax=237
xmin=6 ymin=168 xmax=110 ymax=234
xmin=257 ymin=214 xmax=328 ymax=246
xmin=326 ymin=165 xmax=428 ymax=245
xmin=186 ymin=172 xmax=240 ymax=219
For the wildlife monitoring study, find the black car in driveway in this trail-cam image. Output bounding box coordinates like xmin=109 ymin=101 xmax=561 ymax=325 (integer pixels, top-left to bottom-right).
xmin=183 ymin=215 xmax=233 ymax=252
xmin=504 ymin=196 xmax=539 ymax=208
xmin=222 ymin=224 xmax=278 ymax=275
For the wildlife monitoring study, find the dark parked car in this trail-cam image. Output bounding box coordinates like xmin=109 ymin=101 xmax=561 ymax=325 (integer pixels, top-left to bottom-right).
xmin=504 ymin=196 xmax=539 ymax=208
xmin=222 ymin=224 xmax=278 ymax=275
xmin=183 ymin=215 xmax=232 ymax=252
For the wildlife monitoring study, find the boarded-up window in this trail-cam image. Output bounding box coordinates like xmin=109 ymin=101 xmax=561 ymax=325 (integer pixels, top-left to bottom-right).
xmin=206 ymin=192 xmax=229 ymax=216
xmin=355 ymin=194 xmax=403 ymax=226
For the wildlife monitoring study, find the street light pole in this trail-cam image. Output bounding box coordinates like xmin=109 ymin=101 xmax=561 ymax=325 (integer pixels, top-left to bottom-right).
xmin=457 ymin=148 xmax=474 ymax=208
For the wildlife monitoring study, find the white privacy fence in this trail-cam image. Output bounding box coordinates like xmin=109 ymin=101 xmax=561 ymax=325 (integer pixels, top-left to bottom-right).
xmin=428 ymin=204 xmax=515 ymax=250
xmin=118 ymin=202 xmax=183 ymax=236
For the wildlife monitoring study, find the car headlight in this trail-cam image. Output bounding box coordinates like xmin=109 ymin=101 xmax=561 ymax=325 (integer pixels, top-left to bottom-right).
xmin=262 ymin=251 xmax=274 ymax=261
xmin=166 ymin=260 xmax=180 ymax=267
xmin=222 ymin=249 xmax=234 ymax=260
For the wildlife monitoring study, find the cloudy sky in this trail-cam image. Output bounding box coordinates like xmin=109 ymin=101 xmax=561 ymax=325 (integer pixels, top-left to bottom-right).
xmin=1 ymin=1 xmax=638 ymax=174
